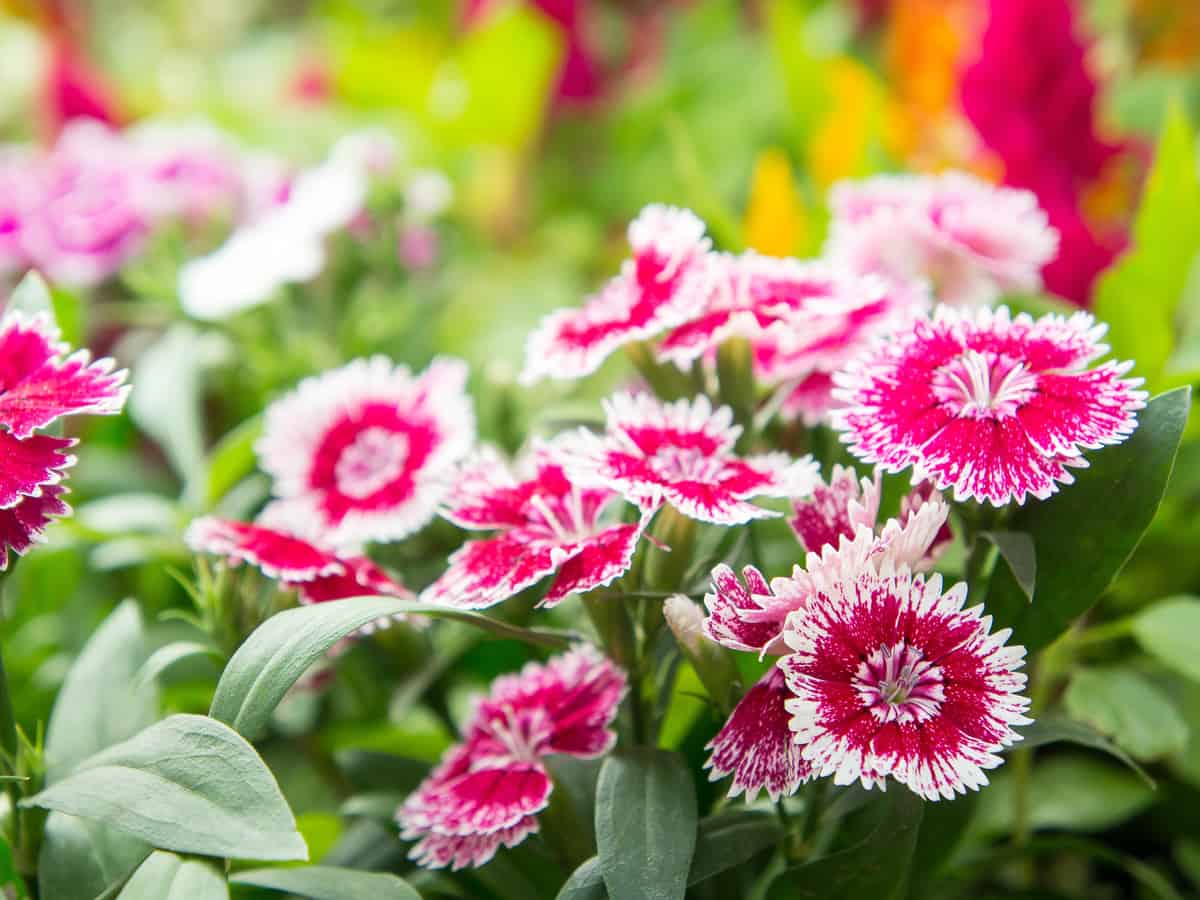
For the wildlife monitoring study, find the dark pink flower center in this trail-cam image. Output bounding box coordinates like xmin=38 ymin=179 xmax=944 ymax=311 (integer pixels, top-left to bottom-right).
xmin=334 ymin=426 xmax=410 ymax=499
xmin=527 ymin=488 xmax=592 ymax=543
xmin=931 ymin=350 xmax=1039 ymax=418
xmin=854 ymin=643 xmax=944 ymax=724
xmin=649 ymin=446 xmax=727 ymax=484
xmin=481 ymin=706 xmax=553 ymax=765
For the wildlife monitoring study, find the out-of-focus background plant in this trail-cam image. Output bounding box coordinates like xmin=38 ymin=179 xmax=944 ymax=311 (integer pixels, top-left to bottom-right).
xmin=0 ymin=0 xmax=1198 ymax=898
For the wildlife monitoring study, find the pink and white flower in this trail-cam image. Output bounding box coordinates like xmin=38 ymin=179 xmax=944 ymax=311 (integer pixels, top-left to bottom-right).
xmin=832 ymin=306 xmax=1147 ymax=506
xmin=423 ymin=443 xmax=646 ymax=610
xmin=704 ymin=666 xmax=812 ymax=801
xmin=826 ymin=172 xmax=1059 ymax=307
xmin=521 ymin=205 xmax=714 ymax=384
xmin=126 ymin=120 xmax=245 ymax=224
xmin=398 ymin=645 xmax=626 ymax=870
xmin=0 ymin=312 xmax=129 ymax=568
xmin=779 ymin=561 xmax=1031 ymax=801
xmin=184 ymin=515 xmax=413 ymax=605
xmin=560 ymin=392 xmax=819 ymax=525
xmin=656 ymin=254 xmax=841 ymax=368
xmin=256 ymin=357 xmax=475 ymax=546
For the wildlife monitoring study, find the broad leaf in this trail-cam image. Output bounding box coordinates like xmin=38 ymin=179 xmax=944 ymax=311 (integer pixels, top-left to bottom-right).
xmin=38 ymin=814 xmax=148 ymax=900
xmin=27 ymin=714 xmax=307 ymax=862
xmin=136 ymin=641 xmax=220 ymax=687
xmin=6 ymin=271 xmax=54 ymax=318
xmin=1016 ymin=716 xmax=1154 ymax=786
xmin=210 ymin=597 xmax=571 ymax=740
xmin=979 ymin=531 xmax=1036 ymax=601
xmin=987 ymin=388 xmax=1190 ymax=650
xmin=1094 ymin=104 xmax=1200 ymax=392
xmin=688 ymin=811 xmax=782 ymax=886
xmin=45 ymin=600 xmax=159 ymax=782
xmin=766 ymin=788 xmax=924 ymax=900
xmin=117 ymin=851 xmax=228 ymax=900
xmin=557 ymin=858 xmax=606 ymax=900
xmin=231 ymin=866 xmax=420 ymax=900
xmin=1132 ymin=596 xmax=1200 ymax=683
xmin=1063 ymin=667 xmax=1188 ymax=762
xmin=595 ymin=749 xmax=697 ymax=900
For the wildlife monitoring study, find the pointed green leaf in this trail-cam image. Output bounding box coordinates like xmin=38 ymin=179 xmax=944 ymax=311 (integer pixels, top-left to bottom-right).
xmin=980 ymin=531 xmax=1036 ymax=601
xmin=1094 ymin=103 xmax=1200 ymax=391
xmin=1014 ymin=716 xmax=1153 ymax=786
xmin=231 ymin=866 xmax=420 ymax=900
xmin=688 ymin=811 xmax=781 ymax=886
xmin=27 ymin=714 xmax=307 ymax=862
xmin=38 ymin=813 xmax=148 ymax=900
xmin=1132 ymin=596 xmax=1200 ymax=683
xmin=117 ymin=851 xmax=227 ymax=900
xmin=595 ymin=749 xmax=697 ymax=900
xmin=6 ymin=272 xmax=54 ymax=318
xmin=1063 ymin=667 xmax=1188 ymax=761
xmin=557 ymin=858 xmax=606 ymax=900
xmin=987 ymin=388 xmax=1190 ymax=650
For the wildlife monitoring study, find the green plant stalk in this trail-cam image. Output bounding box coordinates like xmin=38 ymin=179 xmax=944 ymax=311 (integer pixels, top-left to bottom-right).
xmin=716 ymin=337 xmax=758 ymax=451
xmin=625 ymin=342 xmax=695 ymax=401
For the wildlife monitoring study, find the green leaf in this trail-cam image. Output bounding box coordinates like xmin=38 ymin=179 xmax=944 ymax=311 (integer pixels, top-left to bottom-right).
xmin=185 ymin=415 xmax=262 ymax=510
xmin=595 ymin=749 xmax=698 ymax=900
xmin=6 ymin=272 xmax=55 ymax=318
xmin=117 ymin=851 xmax=228 ymax=900
xmin=557 ymin=858 xmax=606 ymax=900
xmin=231 ymin=866 xmax=420 ymax=900
xmin=45 ymin=600 xmax=159 ymax=782
xmin=26 ymin=714 xmax=307 ymax=862
xmin=1094 ymin=103 xmax=1200 ymax=391
xmin=1016 ymin=716 xmax=1154 ymax=786
xmin=1063 ymin=667 xmax=1189 ymax=761
xmin=211 ymin=597 xmax=571 ymax=741
xmin=688 ymin=811 xmax=781 ymax=886
xmin=0 ymin=835 xmax=25 ymax=899
xmin=38 ymin=813 xmax=149 ymax=900
xmin=980 ymin=531 xmax=1036 ymax=601
xmin=976 ymin=754 xmax=1153 ymax=834
xmin=766 ymin=788 xmax=924 ymax=900
xmin=987 ymin=388 xmax=1191 ymax=650
xmin=136 ymin=641 xmax=221 ymax=687
xmin=1132 ymin=596 xmax=1200 ymax=683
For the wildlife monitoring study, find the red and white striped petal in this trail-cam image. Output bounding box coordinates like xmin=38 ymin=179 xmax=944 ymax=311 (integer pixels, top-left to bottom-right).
xmin=790 ymin=465 xmax=881 ymax=554
xmin=0 ymin=485 xmax=70 ymax=570
xmin=0 ymin=313 xmax=129 ymax=439
xmin=256 ymin=356 xmax=475 ymax=545
xmin=832 ymin=306 xmax=1146 ymax=507
xmin=405 ymin=817 xmax=540 ymax=871
xmin=705 ymin=666 xmax=813 ymax=801
xmin=702 ymin=563 xmax=794 ymax=655
xmin=290 ymin=555 xmax=414 ymax=605
xmin=542 ymin=518 xmax=646 ymax=607
xmin=780 ymin=563 xmax=1031 ymax=801
xmin=0 ymin=433 xmax=75 ymax=510
xmin=422 ymin=531 xmax=563 ymax=610
xmin=183 ymin=516 xmax=344 ymax=581
xmin=521 ymin=205 xmax=713 ymax=383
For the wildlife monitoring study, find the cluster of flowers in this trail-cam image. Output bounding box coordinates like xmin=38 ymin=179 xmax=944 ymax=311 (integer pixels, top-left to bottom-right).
xmin=176 ymin=172 xmax=1145 ymax=870
xmin=0 ymin=119 xmax=283 ymax=288
xmin=0 ymin=309 xmax=129 ymax=569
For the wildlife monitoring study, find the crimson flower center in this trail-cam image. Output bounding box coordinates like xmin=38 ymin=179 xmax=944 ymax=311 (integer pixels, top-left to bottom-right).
xmin=855 ymin=642 xmax=944 ymax=724
xmin=527 ymin=488 xmax=591 ymax=543
xmin=932 ymin=350 xmax=1038 ymax=418
xmin=650 ymin=446 xmax=726 ymax=484
xmin=483 ymin=705 xmax=552 ymax=765
xmin=334 ymin=426 xmax=409 ymax=499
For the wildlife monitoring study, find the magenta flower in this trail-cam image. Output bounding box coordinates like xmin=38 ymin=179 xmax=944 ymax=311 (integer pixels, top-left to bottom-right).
xmin=521 ymin=205 xmax=713 ymax=384
xmin=656 ymin=254 xmax=841 ymax=368
xmin=779 ymin=563 xmax=1031 ymax=800
xmin=790 ymin=464 xmax=881 ymax=555
xmin=398 ymin=645 xmax=626 ymax=870
xmin=256 ymin=357 xmax=475 ymax=546
xmin=184 ymin=516 xmax=413 ymax=605
xmin=0 ymin=312 xmax=129 ymax=569
xmin=127 ymin=121 xmax=245 ymax=224
xmin=826 ymin=173 xmax=1059 ymax=307
xmin=832 ymin=306 xmax=1147 ymax=506
xmin=559 ymin=392 xmax=819 ymax=525
xmin=423 ymin=444 xmax=647 ymax=610
xmin=705 ymin=666 xmax=812 ymax=801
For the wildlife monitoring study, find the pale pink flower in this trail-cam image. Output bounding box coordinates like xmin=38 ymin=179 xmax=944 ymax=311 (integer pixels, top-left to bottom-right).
xmin=521 ymin=205 xmax=713 ymax=384
xmin=559 ymin=392 xmax=819 ymax=525
xmin=832 ymin=306 xmax=1147 ymax=506
xmin=780 ymin=561 xmax=1031 ymax=801
xmin=256 ymin=357 xmax=475 ymax=546
xmin=398 ymin=645 xmax=626 ymax=870
xmin=423 ymin=443 xmax=646 ymax=610
xmin=826 ymin=172 xmax=1059 ymax=307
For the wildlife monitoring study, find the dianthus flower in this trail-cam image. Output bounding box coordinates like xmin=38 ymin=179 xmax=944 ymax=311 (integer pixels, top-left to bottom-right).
xmin=0 ymin=312 xmax=129 ymax=568
xmin=826 ymin=172 xmax=1059 ymax=307
xmin=779 ymin=559 xmax=1030 ymax=800
xmin=423 ymin=443 xmax=647 ymax=610
xmin=184 ymin=515 xmax=413 ymax=605
xmin=559 ymin=392 xmax=818 ymax=525
xmin=832 ymin=306 xmax=1147 ymax=506
xmin=256 ymin=357 xmax=475 ymax=546
xmin=398 ymin=645 xmax=626 ymax=870
xmin=521 ymin=205 xmax=713 ymax=384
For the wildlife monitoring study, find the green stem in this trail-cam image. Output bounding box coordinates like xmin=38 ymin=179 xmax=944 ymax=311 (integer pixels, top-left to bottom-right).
xmin=716 ymin=337 xmax=757 ymax=451
xmin=625 ymin=342 xmax=695 ymax=401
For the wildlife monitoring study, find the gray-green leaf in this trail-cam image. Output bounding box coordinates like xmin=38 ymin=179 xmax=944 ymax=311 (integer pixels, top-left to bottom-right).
xmin=231 ymin=866 xmax=420 ymax=899
xmin=117 ymin=851 xmax=228 ymax=900
xmin=595 ymin=749 xmax=697 ymax=900
xmin=26 ymin=714 xmax=307 ymax=862
xmin=1064 ymin=667 xmax=1188 ymax=761
xmin=1133 ymin=596 xmax=1200 ymax=683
